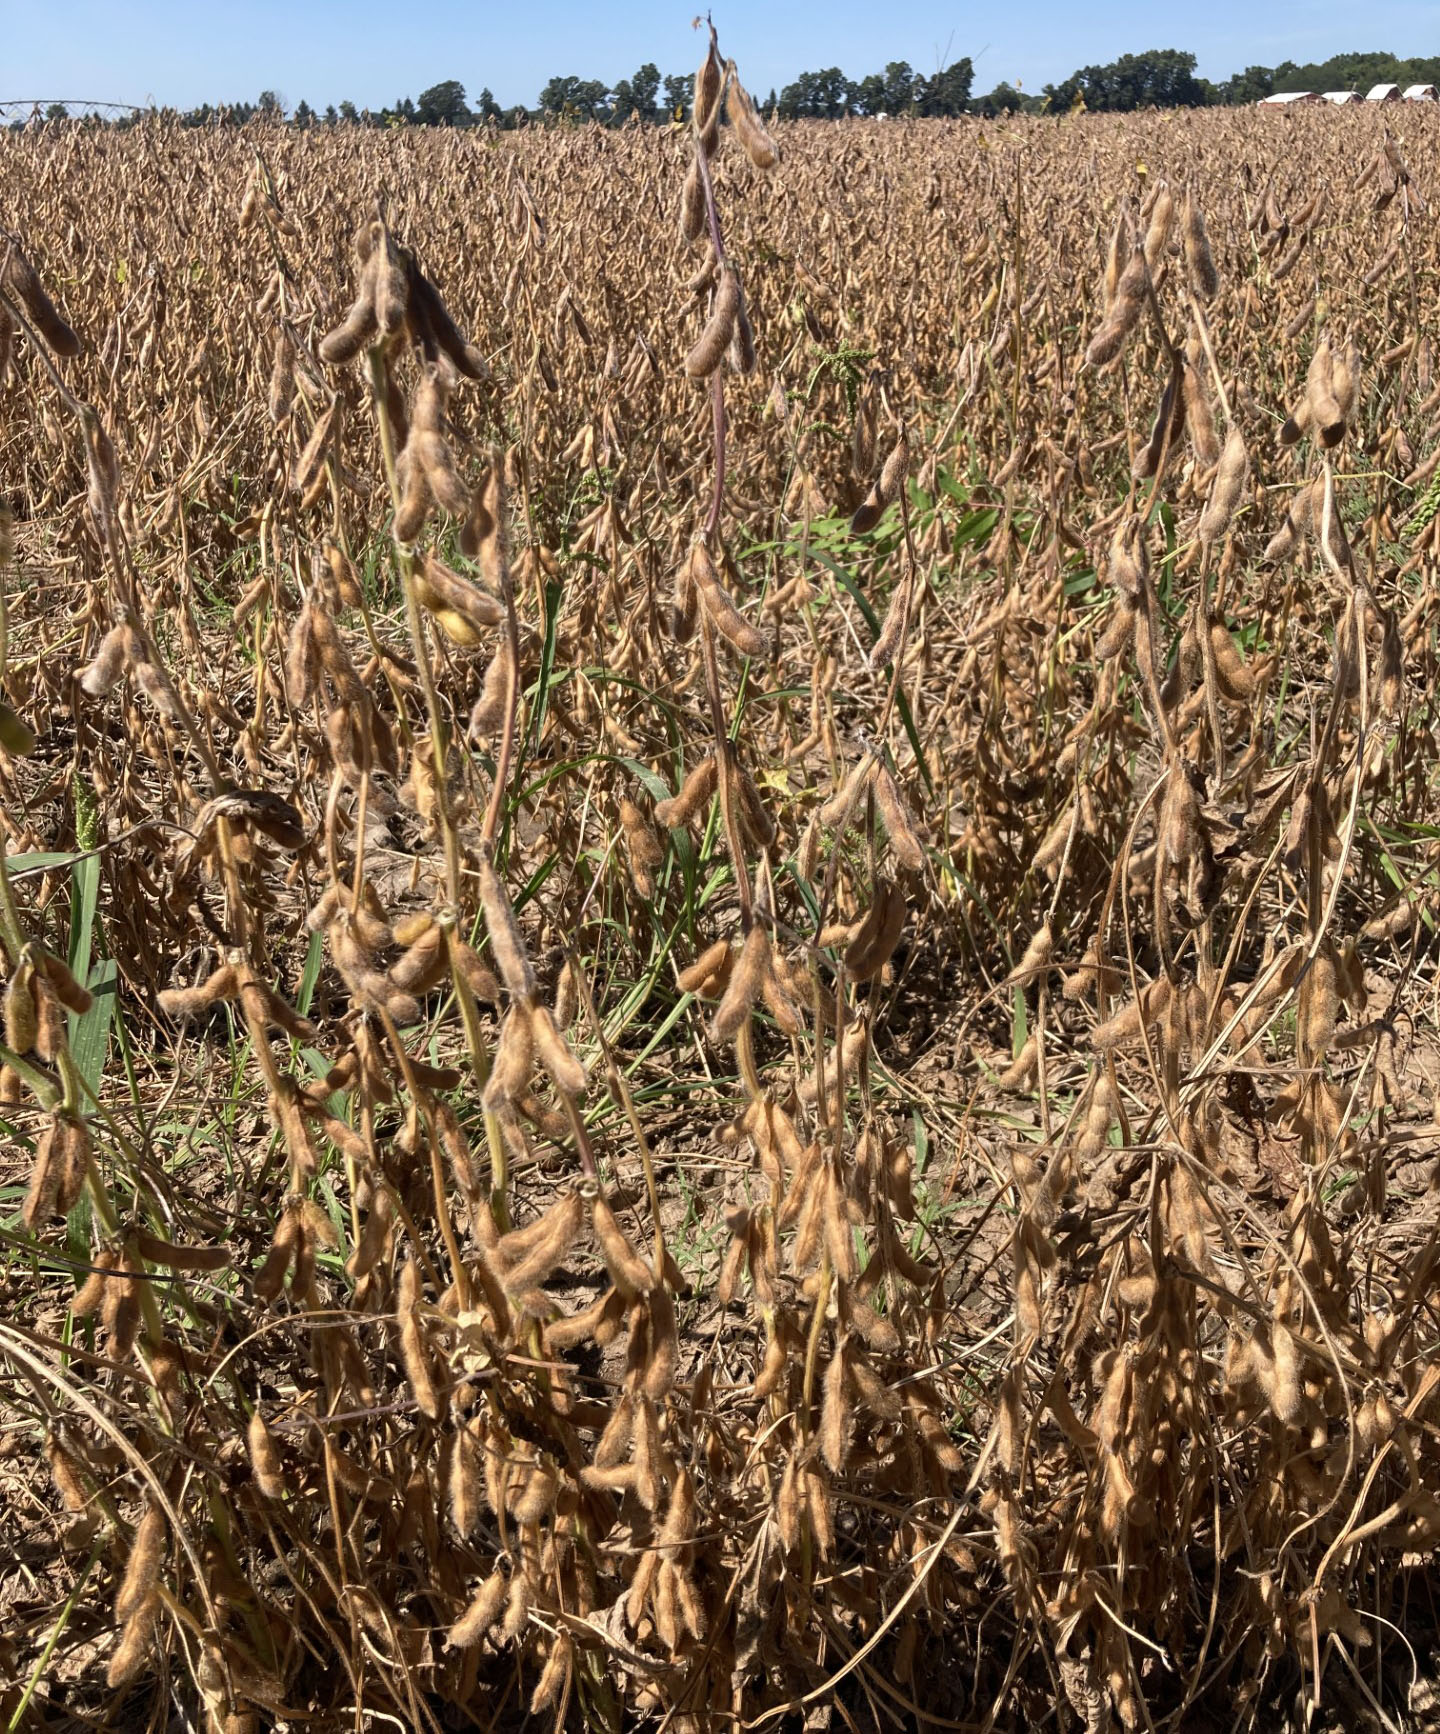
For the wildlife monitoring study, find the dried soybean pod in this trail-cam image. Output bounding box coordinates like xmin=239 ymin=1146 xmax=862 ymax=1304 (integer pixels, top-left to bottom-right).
xmin=711 ymin=922 xmax=769 ymax=1041
xmin=388 ymin=920 xmax=447 ymax=993
xmin=655 ymin=754 xmax=718 ymax=829
xmin=691 ymin=542 xmax=769 ymax=657
xmin=678 ymin=162 xmax=706 ymax=246
xmin=248 ymin=1409 xmax=285 ymax=1498
xmin=478 ymin=851 xmax=537 ymax=1000
xmin=5 ymin=246 xmax=82 ymax=356
xmin=409 ymin=267 xmax=488 ymax=380
xmin=39 ymin=951 xmax=93 ymax=1014
xmin=46 ymin=1428 xmax=89 ymax=1511
xmin=397 ymin=1257 xmax=442 ymax=1420
xmin=1304 ymin=337 xmax=1346 ymax=448
xmin=1182 ymin=358 xmax=1219 ymax=468
xmin=1095 ymin=600 xmax=1136 ymax=661
xmin=369 ymin=224 xmax=410 ymax=334
xmin=694 ymin=33 xmax=725 ymax=134
xmin=685 ymin=265 xmax=742 ymax=380
xmin=869 ymin=762 xmax=925 ymax=870
xmin=22 ymin=1119 xmax=61 ymax=1229
xmin=1279 ymin=391 xmax=1313 ymax=448
xmin=71 ymin=1245 xmax=118 ymax=1318
xmin=820 ymin=1340 xmax=852 ymax=1472
xmin=1209 ymin=623 xmax=1255 ymax=703
xmin=1332 ymin=340 xmax=1361 ymax=426
xmin=447 ymin=1569 xmax=509 ymax=1649
xmin=1132 ymin=370 xmax=1180 ymax=482
xmin=54 ymin=1117 xmax=92 ymax=1214
xmin=5 ymin=956 xmax=37 ymax=1052
xmin=644 ymin=1284 xmax=679 ymax=1399
xmin=728 ymin=291 xmax=757 ymax=376
xmin=1182 ymin=188 xmax=1219 ymax=300
xmin=546 ymin=1285 xmax=624 ymax=1351
xmin=845 ymin=883 xmax=908 ymax=982
xmin=133 ymin=1230 xmax=230 ymax=1272
xmin=619 ymin=798 xmax=664 ymax=897
xmin=592 ymin=1192 xmax=655 ymax=1295
xmin=733 ymin=765 xmax=776 ymax=850
xmin=670 ymin=548 xmax=700 ymax=643
xmin=107 ymin=1595 xmax=157 ymax=1688
xmin=268 ymin=328 xmax=296 ymax=423
xmin=393 ymin=449 xmax=431 ymax=542
xmin=820 ymin=755 xmax=873 ymax=830
xmin=530 ymin=1633 xmax=573 ymax=1713
xmin=1198 ymin=426 xmax=1248 ymax=543
xmin=1142 ymin=184 xmax=1174 ymax=276
xmin=290 ymin=398 xmax=339 ymax=496
xmin=115 ymin=1504 xmax=166 ymax=1622
xmin=530 ymin=1003 xmax=587 ymax=1097
xmin=851 ymin=427 xmax=909 ymax=535
xmin=1300 ymin=945 xmax=1340 ymax=1057
xmin=417 ymin=552 xmax=503 ymax=628
xmin=1086 ymin=246 xmax=1149 ymax=368
xmin=499 ymin=1189 xmax=583 ymax=1291
xmin=726 ymin=73 xmax=778 ymax=169
xmin=254 ymin=1200 xmax=300 ymax=1301
xmin=319 ymin=249 xmax=379 ymax=364
xmin=468 ymin=635 xmax=514 ymax=738
xmin=451 ymin=938 xmax=501 ymax=1006
xmin=80 ymin=622 xmax=138 ymax=696
xmin=677 ymin=938 xmax=732 ymax=996
xmin=483 ymin=1006 xmax=535 ymax=1111
xmin=1100 ymin=210 xmax=1128 ymax=313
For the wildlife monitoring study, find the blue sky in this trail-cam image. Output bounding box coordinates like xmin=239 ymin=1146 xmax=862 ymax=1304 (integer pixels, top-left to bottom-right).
xmin=5 ymin=0 xmax=1439 ymax=113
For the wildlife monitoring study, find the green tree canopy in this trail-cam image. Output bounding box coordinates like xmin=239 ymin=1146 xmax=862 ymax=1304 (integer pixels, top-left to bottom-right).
xmin=612 ymin=64 xmax=661 ymax=121
xmin=663 ymin=73 xmax=694 ymax=118
xmin=416 ymin=80 xmax=469 ymax=125
xmin=1044 ymin=49 xmax=1204 ymax=112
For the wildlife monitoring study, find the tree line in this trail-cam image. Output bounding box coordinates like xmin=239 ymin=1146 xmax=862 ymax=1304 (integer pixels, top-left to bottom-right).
xmin=20 ymin=44 xmax=1440 ymax=131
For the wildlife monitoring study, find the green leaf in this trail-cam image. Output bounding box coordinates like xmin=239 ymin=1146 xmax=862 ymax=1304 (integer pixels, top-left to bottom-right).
xmin=527 ymin=576 xmax=564 ymax=754
xmin=6 ymin=851 xmax=86 ymax=875
xmin=68 ymin=854 xmax=100 ymax=1000
xmin=296 ymin=929 xmax=325 ymax=1018
xmin=70 ymin=960 xmax=116 ymax=1101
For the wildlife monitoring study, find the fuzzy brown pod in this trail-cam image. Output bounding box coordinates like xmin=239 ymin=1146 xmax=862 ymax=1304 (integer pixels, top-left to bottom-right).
xmin=319 ymin=243 xmax=380 ymax=364
xmin=290 ymin=398 xmax=340 ymax=496
xmin=408 ymin=263 xmax=488 ymax=380
xmin=1181 ymin=189 xmax=1219 ymax=300
xmin=693 ymin=541 xmax=773 ymax=655
xmin=851 ymin=428 xmax=909 ymax=535
xmin=1086 ymin=246 xmax=1149 ymax=367
xmin=478 ymin=851 xmax=537 ymax=1001
xmin=415 ymin=552 xmax=503 ymax=637
xmin=725 ymin=73 xmax=778 ymax=170
xmin=655 ymin=754 xmax=718 ymax=830
xmin=844 ymin=882 xmax=908 ymax=982
xmin=685 ymin=265 xmax=742 ymax=380
xmin=1197 ymin=426 xmax=1248 ymax=543
xmin=591 ymin=1192 xmax=655 ymax=1295
xmin=619 ymin=797 xmax=664 ymax=897
xmin=3 ymin=242 xmax=82 ymax=356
